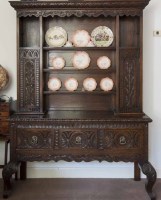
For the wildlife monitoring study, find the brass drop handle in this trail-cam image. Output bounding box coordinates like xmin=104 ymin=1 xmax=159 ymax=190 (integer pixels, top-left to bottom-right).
xmin=75 ymin=136 xmax=82 ymax=144
xmin=119 ymin=136 xmax=127 ymax=145
xmin=31 ymin=136 xmax=38 ymax=145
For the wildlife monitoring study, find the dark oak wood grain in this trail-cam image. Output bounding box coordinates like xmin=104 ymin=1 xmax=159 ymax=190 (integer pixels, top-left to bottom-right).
xmin=2 ymin=0 xmax=156 ymax=199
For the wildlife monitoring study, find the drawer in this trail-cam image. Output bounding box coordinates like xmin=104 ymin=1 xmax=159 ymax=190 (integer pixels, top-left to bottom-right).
xmin=57 ymin=129 xmax=144 ymax=150
xmin=58 ymin=129 xmax=97 ymax=149
xmin=16 ymin=129 xmax=54 ymax=149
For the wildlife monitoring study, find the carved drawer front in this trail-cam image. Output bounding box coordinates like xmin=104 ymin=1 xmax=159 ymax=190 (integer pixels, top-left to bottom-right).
xmin=57 ymin=129 xmax=97 ymax=149
xmin=102 ymin=129 xmax=143 ymax=149
xmin=16 ymin=129 xmax=53 ymax=149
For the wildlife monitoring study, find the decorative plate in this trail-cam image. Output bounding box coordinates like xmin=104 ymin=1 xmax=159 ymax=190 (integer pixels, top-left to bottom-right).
xmin=100 ymin=77 xmax=114 ymax=91
xmin=65 ymin=78 xmax=78 ymax=91
xmin=97 ymin=56 xmax=111 ymax=69
xmin=0 ymin=65 xmax=9 ymax=91
xmin=72 ymin=30 xmax=90 ymax=47
xmin=72 ymin=51 xmax=90 ymax=69
xmin=48 ymin=77 xmax=61 ymax=91
xmin=91 ymin=26 xmax=114 ymax=47
xmin=45 ymin=26 xmax=67 ymax=47
xmin=52 ymin=57 xmax=65 ymax=69
xmin=83 ymin=78 xmax=97 ymax=91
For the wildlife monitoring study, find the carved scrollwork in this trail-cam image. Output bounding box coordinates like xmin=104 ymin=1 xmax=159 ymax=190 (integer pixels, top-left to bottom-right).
xmin=17 ymin=153 xmax=143 ymax=163
xmin=17 ymin=9 xmax=142 ymax=18
xmin=119 ymin=49 xmax=141 ymax=113
xmin=19 ymin=49 xmax=40 ymax=113
xmin=139 ymin=161 xmax=157 ymax=200
xmin=102 ymin=130 xmax=141 ymax=149
xmin=17 ymin=129 xmax=53 ymax=149
xmin=60 ymin=130 xmax=97 ymax=149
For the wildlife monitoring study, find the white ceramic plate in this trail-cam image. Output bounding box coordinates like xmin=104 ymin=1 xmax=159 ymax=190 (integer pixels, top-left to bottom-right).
xmin=65 ymin=78 xmax=78 ymax=91
xmin=72 ymin=30 xmax=90 ymax=47
xmin=52 ymin=57 xmax=65 ymax=69
xmin=48 ymin=77 xmax=61 ymax=91
xmin=45 ymin=26 xmax=67 ymax=47
xmin=97 ymin=56 xmax=111 ymax=69
xmin=72 ymin=51 xmax=90 ymax=69
xmin=91 ymin=26 xmax=114 ymax=47
xmin=100 ymin=77 xmax=114 ymax=91
xmin=83 ymin=78 xmax=97 ymax=91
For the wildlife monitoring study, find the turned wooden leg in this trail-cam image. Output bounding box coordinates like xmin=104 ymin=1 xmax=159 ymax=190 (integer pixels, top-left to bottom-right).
xmin=139 ymin=161 xmax=157 ymax=200
xmin=2 ymin=161 xmax=19 ymax=198
xmin=134 ymin=161 xmax=141 ymax=181
xmin=20 ymin=161 xmax=27 ymax=180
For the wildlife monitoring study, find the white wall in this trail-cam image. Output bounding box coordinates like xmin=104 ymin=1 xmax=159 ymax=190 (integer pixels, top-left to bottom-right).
xmin=0 ymin=0 xmax=161 ymax=178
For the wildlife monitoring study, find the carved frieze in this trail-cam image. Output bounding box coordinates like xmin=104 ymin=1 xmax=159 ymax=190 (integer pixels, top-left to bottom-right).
xmin=16 ymin=9 xmax=142 ymax=18
xmin=19 ymin=49 xmax=40 ymax=113
xmin=119 ymin=49 xmax=141 ymax=113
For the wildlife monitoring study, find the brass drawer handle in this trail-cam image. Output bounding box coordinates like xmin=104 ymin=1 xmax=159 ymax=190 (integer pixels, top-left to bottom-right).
xmin=75 ymin=136 xmax=82 ymax=144
xmin=31 ymin=136 xmax=38 ymax=145
xmin=119 ymin=136 xmax=127 ymax=145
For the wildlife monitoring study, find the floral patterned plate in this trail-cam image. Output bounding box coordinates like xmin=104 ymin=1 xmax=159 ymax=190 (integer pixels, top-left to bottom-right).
xmin=45 ymin=26 xmax=67 ymax=47
xmin=65 ymin=78 xmax=78 ymax=91
xmin=91 ymin=26 xmax=114 ymax=47
xmin=48 ymin=77 xmax=61 ymax=91
xmin=83 ymin=78 xmax=97 ymax=91
xmin=72 ymin=30 xmax=90 ymax=47
xmin=100 ymin=77 xmax=114 ymax=91
xmin=97 ymin=56 xmax=111 ymax=69
xmin=72 ymin=51 xmax=90 ymax=69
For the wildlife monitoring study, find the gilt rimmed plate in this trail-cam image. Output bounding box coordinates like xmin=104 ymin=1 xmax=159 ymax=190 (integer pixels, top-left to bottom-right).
xmin=100 ymin=77 xmax=114 ymax=91
xmin=97 ymin=56 xmax=111 ymax=69
xmin=52 ymin=57 xmax=65 ymax=69
xmin=45 ymin=26 xmax=67 ymax=47
xmin=91 ymin=26 xmax=114 ymax=47
xmin=48 ymin=77 xmax=61 ymax=91
xmin=65 ymin=78 xmax=78 ymax=91
xmin=72 ymin=51 xmax=90 ymax=69
xmin=72 ymin=30 xmax=90 ymax=47
xmin=83 ymin=78 xmax=97 ymax=91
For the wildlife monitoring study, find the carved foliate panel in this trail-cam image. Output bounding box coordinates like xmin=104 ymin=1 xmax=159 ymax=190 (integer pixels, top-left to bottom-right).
xmin=103 ymin=130 xmax=142 ymax=149
xmin=58 ymin=130 xmax=97 ymax=149
xmin=19 ymin=49 xmax=40 ymax=113
xmin=119 ymin=49 xmax=141 ymax=113
xmin=17 ymin=129 xmax=53 ymax=149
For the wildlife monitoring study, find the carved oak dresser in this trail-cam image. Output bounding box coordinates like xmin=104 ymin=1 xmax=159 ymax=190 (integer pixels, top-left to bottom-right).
xmin=3 ymin=0 xmax=157 ymax=199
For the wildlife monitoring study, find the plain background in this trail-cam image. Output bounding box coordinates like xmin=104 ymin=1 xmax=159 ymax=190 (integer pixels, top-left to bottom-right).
xmin=0 ymin=0 xmax=161 ymax=178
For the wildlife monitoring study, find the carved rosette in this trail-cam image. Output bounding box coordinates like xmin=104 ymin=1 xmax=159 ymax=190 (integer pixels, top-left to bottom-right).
xmin=119 ymin=49 xmax=141 ymax=113
xmin=19 ymin=49 xmax=40 ymax=113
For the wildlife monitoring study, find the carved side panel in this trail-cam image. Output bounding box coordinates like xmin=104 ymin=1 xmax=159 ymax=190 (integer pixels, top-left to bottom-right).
xmin=19 ymin=49 xmax=40 ymax=113
xmin=119 ymin=49 xmax=141 ymax=113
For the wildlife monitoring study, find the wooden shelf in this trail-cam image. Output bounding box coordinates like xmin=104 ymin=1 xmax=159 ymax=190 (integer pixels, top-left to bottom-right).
xmin=43 ymin=68 xmax=116 ymax=74
xmin=43 ymin=90 xmax=116 ymax=95
xmin=43 ymin=47 xmax=116 ymax=51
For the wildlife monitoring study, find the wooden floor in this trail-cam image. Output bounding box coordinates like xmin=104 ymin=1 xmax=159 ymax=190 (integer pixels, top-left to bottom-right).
xmin=0 ymin=179 xmax=161 ymax=200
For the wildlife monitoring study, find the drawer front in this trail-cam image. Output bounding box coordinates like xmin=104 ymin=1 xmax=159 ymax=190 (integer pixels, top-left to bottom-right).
xmin=56 ymin=129 xmax=144 ymax=150
xmin=58 ymin=129 xmax=97 ymax=149
xmin=16 ymin=129 xmax=54 ymax=149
